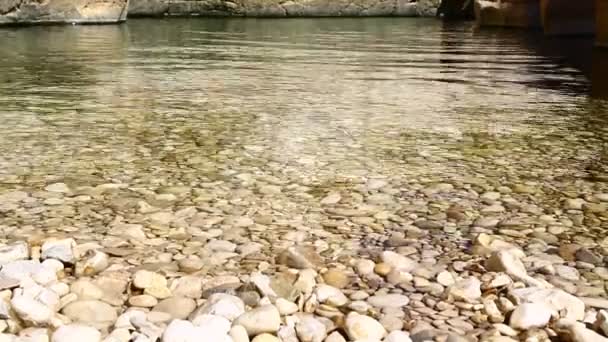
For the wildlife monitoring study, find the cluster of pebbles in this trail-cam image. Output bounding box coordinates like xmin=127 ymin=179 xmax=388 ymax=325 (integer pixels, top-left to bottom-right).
xmin=0 ymin=174 xmax=606 ymax=342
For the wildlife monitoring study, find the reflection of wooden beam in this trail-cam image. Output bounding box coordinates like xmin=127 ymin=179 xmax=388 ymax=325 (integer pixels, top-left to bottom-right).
xmin=474 ymin=0 xmax=541 ymax=28
xmin=598 ymin=0 xmax=608 ymax=47
xmin=591 ymin=49 xmax=608 ymax=98
xmin=540 ymin=0 xmax=595 ymax=35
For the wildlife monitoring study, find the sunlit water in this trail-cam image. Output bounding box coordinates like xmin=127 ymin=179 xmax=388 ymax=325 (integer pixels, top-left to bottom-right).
xmin=0 ymin=18 xmax=607 ymax=242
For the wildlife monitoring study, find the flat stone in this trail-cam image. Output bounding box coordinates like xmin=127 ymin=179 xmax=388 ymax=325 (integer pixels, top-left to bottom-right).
xmin=277 ymin=247 xmax=323 ymax=269
xmin=153 ymin=296 xmax=197 ymax=319
xmin=580 ymin=297 xmax=608 ymax=309
xmin=344 ymin=312 xmax=387 ymax=341
xmin=437 ymin=271 xmax=455 ymax=287
xmin=510 ymin=287 xmax=585 ymax=321
xmin=295 ymin=315 xmax=327 ymax=342
xmin=355 ymin=259 xmax=375 ymax=276
xmin=170 ymin=276 xmax=202 ymax=299
xmin=367 ymin=294 xmax=410 ymax=308
xmin=41 ymin=238 xmax=76 ymax=263
xmin=11 ymin=295 xmax=53 ymax=325
xmin=162 ymin=319 xmax=231 ymax=342
xmin=448 ymin=277 xmax=481 ymax=303
xmin=380 ymin=251 xmax=417 ymax=272
xmin=133 ymin=270 xmax=167 ymax=289
xmin=233 ymin=305 xmax=281 ymax=336
xmin=555 ymin=265 xmax=580 ymax=281
xmin=70 ymin=279 xmax=104 ymax=300
xmin=325 ymin=331 xmax=347 ymax=342
xmin=251 ymin=333 xmax=280 ymax=342
xmin=45 ymin=183 xmax=70 ymax=193
xmin=0 ymin=242 xmax=29 ymax=265
xmin=52 ymin=324 xmax=101 ymax=342
xmin=129 ymin=295 xmax=158 ymax=307
xmin=229 ymin=325 xmax=249 ymax=342
xmin=315 ymin=285 xmax=348 ymax=307
xmin=61 ymin=300 xmax=117 ymax=329
xmin=509 ymin=303 xmax=552 ymax=330
xmin=322 ymin=269 xmax=349 ymax=289
xmin=385 ymin=330 xmax=413 ymax=342
xmin=276 ymin=298 xmax=298 ymax=316
xmin=192 ymin=293 xmax=245 ymax=321
xmin=555 ymin=319 xmax=608 ymax=342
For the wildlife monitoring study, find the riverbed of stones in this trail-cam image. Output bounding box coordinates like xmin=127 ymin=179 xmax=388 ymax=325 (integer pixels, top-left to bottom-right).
xmin=0 ymin=176 xmax=607 ymax=342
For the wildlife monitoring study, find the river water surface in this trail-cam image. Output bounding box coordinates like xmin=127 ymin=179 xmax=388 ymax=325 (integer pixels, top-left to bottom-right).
xmin=0 ymin=18 xmax=606 ymax=251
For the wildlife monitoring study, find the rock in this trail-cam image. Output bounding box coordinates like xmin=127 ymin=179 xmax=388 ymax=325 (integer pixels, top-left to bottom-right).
xmin=233 ymin=305 xmax=281 ymax=336
xmin=230 ymin=325 xmax=250 ymax=342
xmin=559 ymin=244 xmax=581 ymax=261
xmin=581 ymin=297 xmax=608 ymax=310
xmin=576 ymin=248 xmax=602 ymax=265
xmin=61 ymin=300 xmax=117 ymax=328
xmin=325 ymin=331 xmax=346 ymax=342
xmin=344 ymin=312 xmax=387 ymax=341
xmin=193 ymin=293 xmax=245 ymax=321
xmin=386 ymin=269 xmax=413 ymax=285
xmin=295 ymin=315 xmax=327 ymax=342
xmin=556 ymin=319 xmax=608 ymax=342
xmin=380 ymin=251 xmax=417 ymax=272
xmin=71 ymin=280 xmax=104 ymax=300
xmin=191 ymin=314 xmax=231 ymax=336
xmin=472 ymin=234 xmax=520 ymax=256
xmin=11 ymin=295 xmax=53 ymax=325
xmin=129 ymin=295 xmax=158 ymax=307
xmin=170 ymin=276 xmax=203 ymax=299
xmin=45 ymin=183 xmax=70 ymax=193
xmin=133 ymin=270 xmax=167 ymax=289
xmin=162 ymin=319 xmax=231 ymax=342
xmin=355 ymin=259 xmax=376 ymax=276
xmin=486 ymin=250 xmax=547 ymax=287
xmin=153 ymin=296 xmax=197 ymax=319
xmin=510 ymin=287 xmax=585 ymax=321
xmin=52 ymin=324 xmax=101 ymax=342
xmin=75 ymin=251 xmax=109 ymax=276
xmin=276 ymin=298 xmax=298 ymax=316
xmin=277 ymin=247 xmax=323 ymax=269
xmin=0 ymin=242 xmax=29 ymax=265
xmin=93 ymin=274 xmax=129 ymax=306
xmin=178 ymin=258 xmax=204 ymax=273
xmin=322 ymin=269 xmax=349 ymax=289
xmin=0 ymin=260 xmax=42 ymax=281
xmin=315 ymin=285 xmax=348 ymax=306
xmin=555 ymin=265 xmax=580 ymax=281
xmin=564 ymin=198 xmax=586 ymax=210
xmin=321 ymin=192 xmax=341 ymax=205
xmin=384 ymin=330 xmax=412 ymax=342
xmin=251 ymin=334 xmax=280 ymax=342
xmin=41 ymin=238 xmax=76 ymax=263
xmin=594 ymin=311 xmax=608 ymax=336
xmin=374 ymin=263 xmax=392 ymax=276
xmin=509 ymin=303 xmax=552 ymax=330
xmin=448 ymin=277 xmax=481 ymax=302
xmin=437 ymin=271 xmax=455 ymax=287
xmin=108 ymin=223 xmax=147 ymax=241
xmin=249 ymin=272 xmax=278 ymax=299
xmin=144 ymin=285 xmax=172 ymax=299
xmin=483 ymin=298 xmax=504 ymax=323
xmin=367 ymin=294 xmax=409 ymax=308
xmin=277 ymin=326 xmax=298 ymax=342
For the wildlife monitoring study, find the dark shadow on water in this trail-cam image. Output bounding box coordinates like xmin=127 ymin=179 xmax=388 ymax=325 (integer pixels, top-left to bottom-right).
xmin=517 ymin=32 xmax=608 ymax=100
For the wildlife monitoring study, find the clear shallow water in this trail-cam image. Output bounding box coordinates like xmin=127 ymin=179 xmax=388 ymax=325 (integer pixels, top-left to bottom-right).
xmin=0 ymin=18 xmax=606 ymax=240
